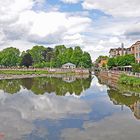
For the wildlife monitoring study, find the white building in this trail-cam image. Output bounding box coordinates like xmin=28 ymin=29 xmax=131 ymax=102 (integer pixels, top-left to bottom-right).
xmin=62 ymin=63 xmax=76 ymax=69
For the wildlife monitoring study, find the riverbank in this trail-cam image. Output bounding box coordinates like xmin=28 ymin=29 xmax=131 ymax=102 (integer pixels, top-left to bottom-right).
xmin=0 ymin=69 xmax=90 ymax=80
xmin=97 ymin=70 xmax=140 ymax=88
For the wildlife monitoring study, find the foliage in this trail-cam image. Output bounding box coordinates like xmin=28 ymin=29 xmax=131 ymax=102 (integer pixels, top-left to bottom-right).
xmin=119 ymin=74 xmax=140 ymax=87
xmin=29 ymin=45 xmax=46 ymax=64
xmin=107 ymin=57 xmax=116 ymax=69
xmin=0 ymin=45 xmax=92 ymax=68
xmin=0 ymin=47 xmax=20 ymax=66
xmin=132 ymin=63 xmax=140 ymax=73
xmin=107 ymin=54 xmax=135 ymax=69
xmin=20 ymin=53 xmax=33 ymax=68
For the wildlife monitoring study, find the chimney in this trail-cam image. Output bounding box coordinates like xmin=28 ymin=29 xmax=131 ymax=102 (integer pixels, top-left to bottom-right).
xmin=121 ymin=43 xmax=124 ymax=56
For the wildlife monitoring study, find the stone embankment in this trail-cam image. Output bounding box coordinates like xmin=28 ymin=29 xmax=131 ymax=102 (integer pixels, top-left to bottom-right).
xmin=97 ymin=71 xmax=120 ymax=87
xmin=97 ymin=70 xmax=140 ymax=88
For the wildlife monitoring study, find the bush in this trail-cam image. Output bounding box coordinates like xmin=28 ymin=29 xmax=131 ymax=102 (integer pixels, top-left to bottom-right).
xmin=119 ymin=74 xmax=140 ymax=87
xmin=132 ymin=63 xmax=140 ymax=73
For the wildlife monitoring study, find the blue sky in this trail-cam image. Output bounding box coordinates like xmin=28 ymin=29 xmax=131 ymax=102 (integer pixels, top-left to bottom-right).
xmin=0 ymin=0 xmax=140 ymax=60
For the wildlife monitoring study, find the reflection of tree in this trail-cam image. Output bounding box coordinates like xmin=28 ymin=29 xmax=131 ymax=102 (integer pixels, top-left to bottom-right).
xmin=118 ymin=84 xmax=140 ymax=94
xmin=108 ymin=89 xmax=140 ymax=106
xmin=108 ymin=88 xmax=140 ymax=120
xmin=0 ymin=76 xmax=92 ymax=96
xmin=0 ymin=79 xmax=21 ymax=94
xmin=21 ymin=78 xmax=33 ymax=90
xmin=30 ymin=76 xmax=92 ymax=95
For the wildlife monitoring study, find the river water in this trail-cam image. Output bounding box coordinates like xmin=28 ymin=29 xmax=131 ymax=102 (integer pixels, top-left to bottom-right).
xmin=0 ymin=75 xmax=140 ymax=140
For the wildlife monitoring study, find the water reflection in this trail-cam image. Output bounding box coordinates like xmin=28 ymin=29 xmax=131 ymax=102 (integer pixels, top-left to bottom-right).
xmin=108 ymin=88 xmax=140 ymax=120
xmin=0 ymin=75 xmax=140 ymax=140
xmin=0 ymin=75 xmax=92 ymax=95
xmin=0 ymin=76 xmax=92 ymax=140
xmin=97 ymin=74 xmax=140 ymax=120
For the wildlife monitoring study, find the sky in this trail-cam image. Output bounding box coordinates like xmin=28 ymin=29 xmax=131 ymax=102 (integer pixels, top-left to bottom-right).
xmin=0 ymin=0 xmax=140 ymax=60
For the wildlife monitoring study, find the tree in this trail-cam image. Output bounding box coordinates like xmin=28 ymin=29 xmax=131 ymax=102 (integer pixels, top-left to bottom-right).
xmin=0 ymin=45 xmax=93 ymax=68
xmin=0 ymin=47 xmax=20 ymax=66
xmin=71 ymin=46 xmax=83 ymax=66
xmin=53 ymin=45 xmax=67 ymax=67
xmin=132 ymin=63 xmax=140 ymax=73
xmin=80 ymin=52 xmax=92 ymax=68
xmin=107 ymin=58 xmax=116 ymax=69
xmin=107 ymin=54 xmax=135 ymax=69
xmin=21 ymin=53 xmax=33 ymax=68
xmin=29 ymin=45 xmax=46 ymax=64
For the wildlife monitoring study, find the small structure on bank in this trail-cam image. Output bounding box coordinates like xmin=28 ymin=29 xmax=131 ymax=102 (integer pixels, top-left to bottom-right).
xmin=62 ymin=63 xmax=76 ymax=69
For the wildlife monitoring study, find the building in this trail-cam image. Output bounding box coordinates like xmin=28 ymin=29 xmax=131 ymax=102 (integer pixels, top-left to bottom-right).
xmin=109 ymin=48 xmax=122 ymax=58
xmin=130 ymin=41 xmax=140 ymax=63
xmin=62 ymin=63 xmax=76 ymax=69
xmin=109 ymin=41 xmax=140 ymax=63
xmin=98 ymin=59 xmax=108 ymax=68
xmin=109 ymin=43 xmax=131 ymax=58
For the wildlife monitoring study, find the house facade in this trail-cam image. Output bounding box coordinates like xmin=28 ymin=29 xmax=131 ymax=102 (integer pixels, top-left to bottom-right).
xmin=130 ymin=41 xmax=140 ymax=63
xmin=109 ymin=47 xmax=131 ymax=58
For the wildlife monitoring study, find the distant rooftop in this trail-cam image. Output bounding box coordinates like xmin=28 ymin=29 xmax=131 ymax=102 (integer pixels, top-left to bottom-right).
xmin=62 ymin=63 xmax=76 ymax=66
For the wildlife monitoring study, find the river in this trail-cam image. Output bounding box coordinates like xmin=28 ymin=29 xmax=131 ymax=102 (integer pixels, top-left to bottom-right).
xmin=0 ymin=75 xmax=140 ymax=140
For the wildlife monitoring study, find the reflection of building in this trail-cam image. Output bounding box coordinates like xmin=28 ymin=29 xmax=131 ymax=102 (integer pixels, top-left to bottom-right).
xmin=130 ymin=101 xmax=140 ymax=120
xmin=62 ymin=63 xmax=76 ymax=69
xmin=62 ymin=76 xmax=76 ymax=83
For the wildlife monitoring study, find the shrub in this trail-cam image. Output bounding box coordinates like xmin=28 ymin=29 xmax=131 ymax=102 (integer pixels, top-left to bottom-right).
xmin=119 ymin=74 xmax=140 ymax=87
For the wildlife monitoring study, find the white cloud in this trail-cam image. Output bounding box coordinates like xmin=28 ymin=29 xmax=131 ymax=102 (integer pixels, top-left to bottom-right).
xmin=0 ymin=0 xmax=92 ymax=54
xmin=82 ymin=0 xmax=140 ymax=17
xmin=61 ymin=112 xmax=140 ymax=140
xmin=0 ymin=0 xmax=140 ymax=61
xmin=0 ymin=89 xmax=91 ymax=140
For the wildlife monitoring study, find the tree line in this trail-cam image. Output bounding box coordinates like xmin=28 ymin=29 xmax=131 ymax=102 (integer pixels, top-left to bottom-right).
xmin=107 ymin=54 xmax=135 ymax=69
xmin=0 ymin=45 xmax=92 ymax=68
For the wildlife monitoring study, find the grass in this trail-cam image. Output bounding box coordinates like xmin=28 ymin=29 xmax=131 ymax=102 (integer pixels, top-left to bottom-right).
xmin=0 ymin=70 xmax=49 ymax=75
xmin=119 ymin=74 xmax=140 ymax=87
xmin=0 ymin=70 xmax=78 ymax=75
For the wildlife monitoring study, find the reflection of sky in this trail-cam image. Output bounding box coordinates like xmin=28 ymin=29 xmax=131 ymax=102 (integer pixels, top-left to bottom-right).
xmin=0 ymin=76 xmax=138 ymax=140
xmin=61 ymin=112 xmax=140 ymax=140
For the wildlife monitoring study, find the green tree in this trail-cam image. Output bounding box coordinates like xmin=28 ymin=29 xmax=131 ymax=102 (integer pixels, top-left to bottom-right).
xmin=80 ymin=52 xmax=92 ymax=68
xmin=132 ymin=63 xmax=140 ymax=72
xmin=21 ymin=53 xmax=33 ymax=68
xmin=107 ymin=57 xmax=116 ymax=69
xmin=54 ymin=45 xmax=67 ymax=67
xmin=108 ymin=54 xmax=135 ymax=69
xmin=29 ymin=45 xmax=46 ymax=64
xmin=71 ymin=46 xmax=83 ymax=67
xmin=0 ymin=47 xmax=20 ymax=66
